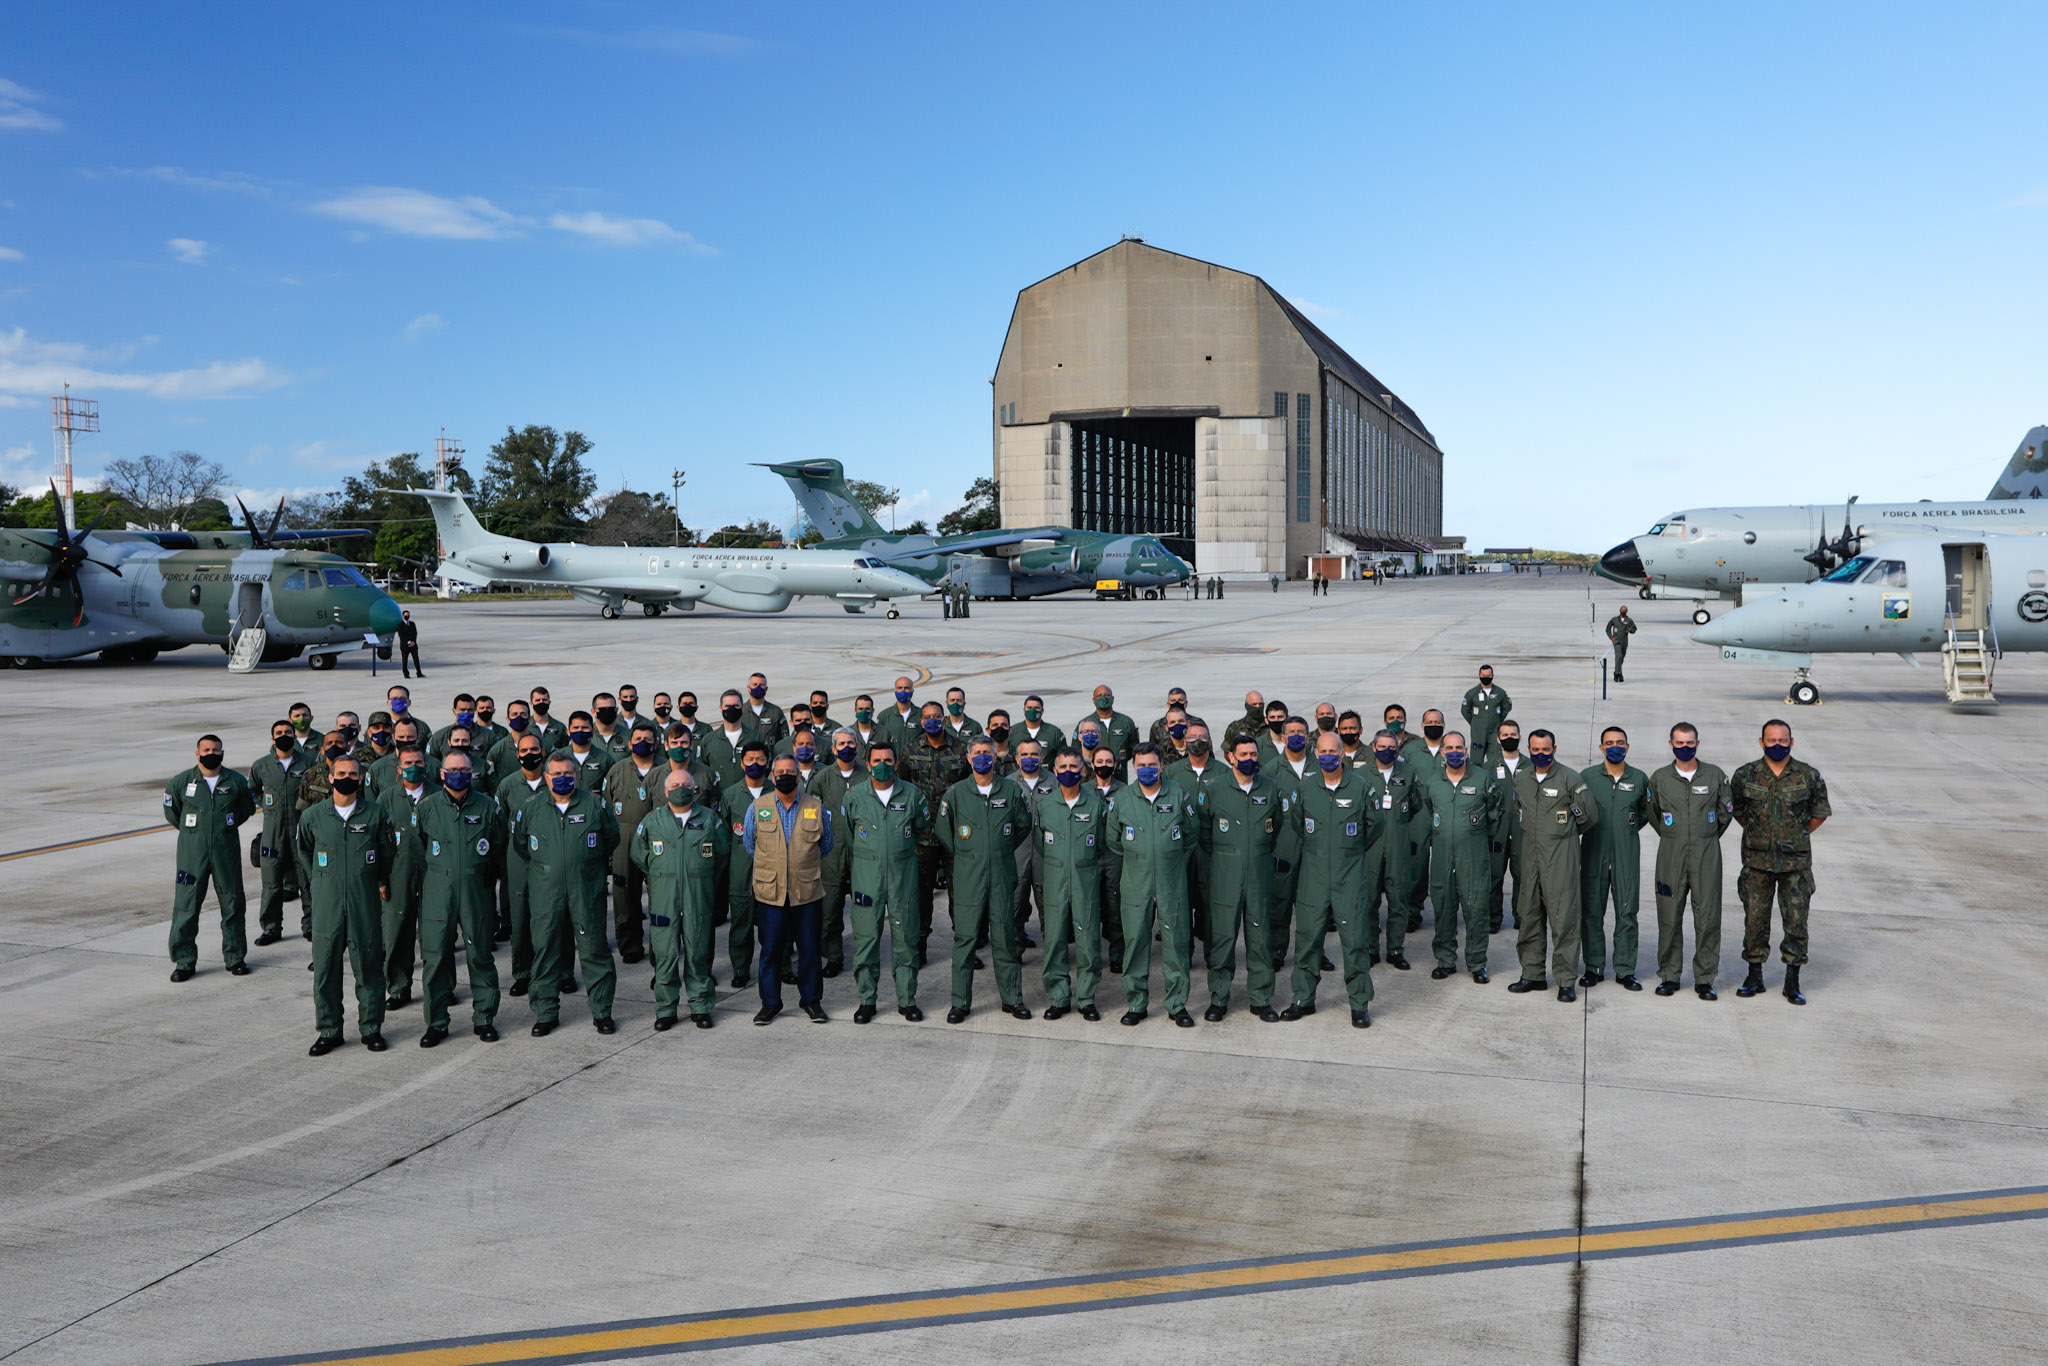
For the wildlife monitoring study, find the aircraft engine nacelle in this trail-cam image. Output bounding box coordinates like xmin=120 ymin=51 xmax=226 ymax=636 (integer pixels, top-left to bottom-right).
xmin=469 ymin=545 xmax=551 ymax=572
xmin=1014 ymin=544 xmax=1078 ymax=574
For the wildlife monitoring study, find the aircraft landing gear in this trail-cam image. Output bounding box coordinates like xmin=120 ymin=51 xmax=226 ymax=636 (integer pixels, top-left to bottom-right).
xmin=601 ymin=603 xmax=619 ymax=620
xmin=642 ymin=602 xmax=662 ymax=617
xmin=1692 ymin=607 xmax=1712 ymax=626
xmin=1143 ymin=587 xmax=1161 ymax=601
xmin=1787 ymin=670 xmax=1821 ymax=706
xmin=308 ymin=652 xmax=337 ymax=672
xmin=1638 ymin=584 xmax=1653 ymax=600
xmin=886 ymin=608 xmax=901 ymax=620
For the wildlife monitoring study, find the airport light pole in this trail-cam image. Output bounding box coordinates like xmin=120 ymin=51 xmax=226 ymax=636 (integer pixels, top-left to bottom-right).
xmin=671 ymin=468 xmax=687 ymax=546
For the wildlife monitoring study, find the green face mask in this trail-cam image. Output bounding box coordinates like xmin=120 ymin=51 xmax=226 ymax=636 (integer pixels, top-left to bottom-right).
xmin=855 ymin=708 xmax=873 ymax=724
xmin=1387 ymin=718 xmax=1405 ymax=734
xmin=947 ymin=702 xmax=964 ymax=716
xmin=1096 ymin=694 xmax=1114 ymax=710
xmin=668 ymin=746 xmax=690 ymax=764
xmin=400 ymin=763 xmax=426 ymax=784
xmin=667 ymin=787 xmax=695 ymax=808
xmin=1023 ymin=707 xmax=1041 ymax=723
xmin=292 ymin=717 xmax=311 ymax=733
xmin=870 ymin=761 xmax=896 ymax=786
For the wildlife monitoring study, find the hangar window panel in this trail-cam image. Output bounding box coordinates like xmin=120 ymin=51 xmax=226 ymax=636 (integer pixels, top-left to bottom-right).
xmin=1295 ymin=393 xmax=1311 ymax=522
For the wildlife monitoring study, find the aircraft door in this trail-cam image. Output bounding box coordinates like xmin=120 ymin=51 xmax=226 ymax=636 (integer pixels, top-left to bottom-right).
xmin=234 ymin=580 xmax=265 ymax=635
xmin=1943 ymin=544 xmax=1989 ymax=630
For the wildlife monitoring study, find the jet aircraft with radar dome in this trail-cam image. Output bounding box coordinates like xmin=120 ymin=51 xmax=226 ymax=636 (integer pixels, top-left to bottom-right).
xmin=1595 ymin=426 xmax=2048 ymax=624
xmin=410 ymin=489 xmax=930 ymax=618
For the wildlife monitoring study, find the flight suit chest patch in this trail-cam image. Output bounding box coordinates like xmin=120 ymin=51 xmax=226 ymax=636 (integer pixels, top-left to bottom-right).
xmin=464 ymin=814 xmax=481 ymax=825
xmin=185 ymin=782 xmax=198 ymax=796
xmin=989 ymin=797 xmax=1007 ymax=808
xmin=1250 ymin=795 xmax=1267 ymax=806
xmin=569 ymin=813 xmax=587 ymax=824
xmin=1335 ymin=798 xmax=1353 ymax=809
xmin=1617 ymin=782 xmax=1634 ymax=791
xmin=1692 ymin=785 xmax=1709 ymax=794
xmin=347 ymin=822 xmax=366 ymax=834
xmin=1459 ymin=785 xmax=1475 ymax=795
xmin=1074 ymin=811 xmax=1091 ymax=822
xmin=1543 ymin=787 xmax=1559 ymax=797
xmin=1216 ymin=817 xmax=1231 ymax=833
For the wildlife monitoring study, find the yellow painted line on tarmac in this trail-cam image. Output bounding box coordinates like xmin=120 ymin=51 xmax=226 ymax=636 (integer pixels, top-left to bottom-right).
xmin=210 ymin=1185 xmax=2048 ymax=1366
xmin=0 ymin=825 xmax=166 ymax=863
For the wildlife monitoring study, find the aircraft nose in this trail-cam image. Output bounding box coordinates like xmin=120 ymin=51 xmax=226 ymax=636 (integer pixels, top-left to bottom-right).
xmin=1599 ymin=539 xmax=1646 ymax=581
xmin=1689 ymin=615 xmax=1729 ymax=646
xmin=368 ymin=595 xmax=403 ymax=637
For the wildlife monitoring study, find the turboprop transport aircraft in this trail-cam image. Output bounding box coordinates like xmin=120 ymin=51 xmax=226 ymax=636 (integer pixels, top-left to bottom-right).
xmin=411 ymin=489 xmax=930 ymax=617
xmin=1689 ymin=528 xmax=2048 ymax=707
xmin=1595 ymin=426 xmax=2048 ymax=623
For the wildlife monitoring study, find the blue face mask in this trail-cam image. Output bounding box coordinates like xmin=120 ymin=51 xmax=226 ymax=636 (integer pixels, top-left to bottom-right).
xmin=1604 ymin=745 xmax=1627 ymax=764
xmin=1672 ymin=744 xmax=1698 ymax=762
xmin=1135 ymin=765 xmax=1161 ymax=785
xmin=1080 ymin=733 xmax=1100 ymax=749
xmin=507 ymin=714 xmax=528 ymax=731
xmin=750 ymin=684 xmax=767 ymax=700
xmin=1285 ymin=734 xmax=1307 ymax=753
xmin=630 ymin=739 xmax=655 ymax=757
xmin=970 ymin=753 xmax=995 ymax=775
xmin=1235 ymin=757 xmax=1259 ymax=776
xmin=550 ymin=774 xmax=577 ymax=794
xmin=569 ymin=730 xmax=592 ymax=747
xmin=1018 ymin=755 xmax=1041 ymax=774
xmin=389 ymin=698 xmax=408 ymax=715
xmin=456 ymin=711 xmax=475 ymax=728
xmin=743 ymin=761 xmax=766 ymax=781
xmin=1764 ymin=742 xmax=1791 ymax=762
xmin=443 ymin=770 xmax=473 ymax=793
xmin=1373 ymin=747 xmax=1398 ymax=765
xmin=1055 ymin=768 xmax=1083 ymax=788
xmin=895 ymin=689 xmax=913 ymax=704
xmin=794 ymin=745 xmax=816 ymax=763
xmin=835 ymin=745 xmax=858 ymax=763
xmin=1318 ymin=753 xmax=1342 ymax=772
xmin=1443 ymin=750 xmax=1467 ymax=768
xmin=922 ymin=717 xmax=943 ymax=735
xmin=1531 ymin=752 xmax=1553 ymax=769
xmin=1169 ymin=723 xmax=1187 ymax=739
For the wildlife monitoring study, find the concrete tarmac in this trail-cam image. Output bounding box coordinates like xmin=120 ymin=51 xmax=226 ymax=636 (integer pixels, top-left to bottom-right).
xmin=2 ymin=573 xmax=2044 ymax=1365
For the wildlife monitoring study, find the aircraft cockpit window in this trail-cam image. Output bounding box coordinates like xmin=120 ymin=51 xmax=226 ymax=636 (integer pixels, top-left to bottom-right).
xmin=1822 ymin=555 xmax=1874 ymax=583
xmin=279 ymin=570 xmax=314 ymax=591
xmin=1859 ymin=559 xmax=1908 ymax=588
xmin=1648 ymin=524 xmax=1666 ymax=535
xmin=321 ymin=566 xmax=372 ymax=588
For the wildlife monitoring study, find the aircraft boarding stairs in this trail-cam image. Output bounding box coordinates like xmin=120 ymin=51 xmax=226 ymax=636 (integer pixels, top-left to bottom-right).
xmin=1941 ymin=620 xmax=1996 ymax=706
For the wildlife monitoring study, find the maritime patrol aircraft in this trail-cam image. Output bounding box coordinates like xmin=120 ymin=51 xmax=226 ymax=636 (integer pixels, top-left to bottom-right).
xmin=412 ymin=489 xmax=930 ymax=617
xmin=1689 ymin=528 xmax=2047 ymax=706
xmin=0 ymin=488 xmax=401 ymax=669
xmin=1595 ymin=426 xmax=2048 ymax=624
xmin=763 ymin=459 xmax=1191 ymax=599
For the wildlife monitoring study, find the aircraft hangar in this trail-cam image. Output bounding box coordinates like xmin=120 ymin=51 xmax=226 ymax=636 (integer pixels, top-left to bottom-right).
xmin=991 ymin=238 xmax=1447 ymax=577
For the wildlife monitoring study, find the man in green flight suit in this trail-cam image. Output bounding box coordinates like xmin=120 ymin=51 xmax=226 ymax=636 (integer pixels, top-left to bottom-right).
xmin=809 ymin=729 xmax=864 ymax=978
xmin=1605 ymin=605 xmax=1637 ymax=682
xmin=498 ymin=731 xmax=572 ymax=999
xmin=1282 ymin=731 xmax=1378 ymax=1027
xmin=248 ymin=718 xmax=312 ymax=947
xmin=937 ymin=736 xmax=1034 ymax=1022
xmin=165 ymin=733 xmax=259 ymax=981
xmin=1730 ymin=719 xmax=1830 ymax=1005
xmin=1648 ymin=721 xmax=1734 ymax=999
xmin=719 ymin=740 xmax=774 ymax=989
xmin=600 ymin=720 xmax=669 ymax=965
xmin=1110 ymin=742 xmax=1200 ymax=1027
xmin=1506 ymin=729 xmax=1598 ymax=1001
xmin=1196 ymin=735 xmax=1288 ymax=1021
xmin=1035 ymin=746 xmax=1109 ymax=1020
xmin=1417 ymin=731 xmax=1502 ymax=982
xmin=412 ymin=748 xmax=505 ymax=1045
xmin=380 ymin=744 xmax=433 ymax=1010
xmin=524 ymin=753 xmax=622 ymax=1035
xmin=901 ymin=701 xmax=969 ymax=966
xmin=1358 ymin=729 xmax=1418 ymax=970
xmin=294 ymin=755 xmax=394 ymax=1054
xmin=1579 ymin=726 xmax=1654 ymax=992
xmin=632 ymin=767 xmax=728 ymax=1030
xmin=1460 ymin=665 xmax=1513 ymax=768
xmin=841 ymin=740 xmax=932 ymax=1021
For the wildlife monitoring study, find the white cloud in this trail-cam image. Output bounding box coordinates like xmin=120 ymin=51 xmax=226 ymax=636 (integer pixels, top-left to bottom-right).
xmin=2 ymin=441 xmax=46 ymax=490
xmin=311 ymin=186 xmax=522 ymax=240
xmin=403 ymin=312 xmax=445 ymax=339
xmin=2013 ymin=181 xmax=2048 ymax=207
xmin=166 ymin=238 xmax=207 ymax=264
xmin=1288 ymin=296 xmax=1345 ymax=320
xmin=90 ymin=165 xmax=276 ymax=196
xmin=0 ymin=78 xmax=62 ymax=133
xmin=0 ymin=327 xmax=288 ymax=401
xmin=0 ymin=245 xmax=22 ymax=261
xmin=548 ymin=210 xmax=714 ymax=251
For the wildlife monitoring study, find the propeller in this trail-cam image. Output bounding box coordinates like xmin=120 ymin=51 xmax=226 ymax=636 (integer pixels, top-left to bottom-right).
xmin=237 ymin=496 xmax=288 ymax=549
xmin=12 ymin=482 xmax=125 ymax=615
xmin=1802 ymin=495 xmax=1861 ymax=571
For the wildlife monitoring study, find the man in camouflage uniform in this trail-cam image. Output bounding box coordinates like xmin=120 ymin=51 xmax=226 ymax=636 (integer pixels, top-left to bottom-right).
xmin=1731 ymin=719 xmax=1830 ymax=1004
xmin=1221 ymin=691 xmax=1266 ymax=753
xmin=901 ymin=700 xmax=969 ymax=966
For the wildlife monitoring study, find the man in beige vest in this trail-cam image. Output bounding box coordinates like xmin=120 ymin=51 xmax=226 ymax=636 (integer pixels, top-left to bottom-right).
xmin=743 ymin=754 xmax=834 ymax=1024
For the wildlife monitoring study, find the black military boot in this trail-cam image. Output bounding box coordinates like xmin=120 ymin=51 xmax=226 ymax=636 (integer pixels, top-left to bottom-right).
xmin=1782 ymin=966 xmax=1806 ymax=1005
xmin=1735 ymin=964 xmax=1766 ymax=997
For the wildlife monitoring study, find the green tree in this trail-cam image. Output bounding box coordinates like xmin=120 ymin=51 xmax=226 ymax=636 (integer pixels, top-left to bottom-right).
xmin=3 ymin=487 xmax=143 ymax=530
xmin=482 ymin=425 xmax=596 ymax=541
xmin=902 ymin=518 xmax=931 ymax=535
xmin=938 ymin=476 xmax=1000 ymax=536
xmin=100 ymin=450 xmax=233 ymax=527
xmin=587 ymin=487 xmax=686 ymax=545
xmin=334 ymin=451 xmax=475 ymax=574
xmin=846 ymin=478 xmax=899 ymax=517
xmin=706 ymin=518 xmax=778 ymax=548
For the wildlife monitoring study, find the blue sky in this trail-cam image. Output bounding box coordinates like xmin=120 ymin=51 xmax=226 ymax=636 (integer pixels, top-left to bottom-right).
xmin=2 ymin=1 xmax=2045 ymax=550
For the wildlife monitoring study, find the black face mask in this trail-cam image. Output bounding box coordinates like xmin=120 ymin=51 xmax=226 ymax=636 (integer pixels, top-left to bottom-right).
xmin=1423 ymin=725 xmax=1445 ymax=742
xmin=331 ymin=776 xmax=360 ymax=796
xmin=772 ymin=773 xmax=799 ymax=795
xmin=1338 ymin=730 xmax=1361 ymax=746
xmin=988 ymin=725 xmax=1010 ymax=745
xmin=1188 ymin=739 xmax=1211 ymax=757
xmin=324 ymin=745 xmax=345 ymax=762
xmin=476 ymin=711 xmax=494 ymax=727
xmin=198 ymin=752 xmax=223 ymax=770
xmin=519 ymin=752 xmax=544 ymax=771
xmin=1500 ymin=736 xmax=1520 ymax=754
xmin=1094 ymin=766 xmax=1116 ymax=781
xmin=594 ymin=706 xmax=618 ymax=726
xmin=654 ymin=707 xmax=672 ymax=722
xmin=619 ymin=699 xmax=637 ymax=714
xmin=1267 ymin=716 xmax=1285 ymax=734
xmin=721 ymin=705 xmax=743 ymax=724
xmin=533 ymin=701 xmax=551 ymax=716
xmin=1316 ymin=717 xmax=1336 ymax=731
xmin=680 ymin=704 xmax=697 ymax=719
xmin=273 ymin=736 xmax=294 ymax=752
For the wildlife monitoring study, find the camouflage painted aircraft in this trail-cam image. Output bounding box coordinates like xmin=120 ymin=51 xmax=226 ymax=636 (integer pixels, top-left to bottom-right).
xmin=763 ymin=459 xmax=1191 ymax=599
xmin=0 ymin=490 xmax=401 ymax=669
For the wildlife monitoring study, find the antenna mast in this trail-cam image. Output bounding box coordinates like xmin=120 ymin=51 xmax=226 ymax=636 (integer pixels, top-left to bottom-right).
xmin=51 ymin=385 xmax=99 ymax=529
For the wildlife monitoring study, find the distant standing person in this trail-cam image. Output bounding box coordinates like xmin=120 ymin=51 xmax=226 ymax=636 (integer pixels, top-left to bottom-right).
xmin=1605 ymin=605 xmax=1636 ymax=682
xmin=397 ymin=609 xmax=423 ymax=678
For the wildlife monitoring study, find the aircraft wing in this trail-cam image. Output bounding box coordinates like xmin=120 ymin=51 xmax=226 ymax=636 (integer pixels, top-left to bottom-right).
xmin=872 ymin=527 xmax=1072 ymax=561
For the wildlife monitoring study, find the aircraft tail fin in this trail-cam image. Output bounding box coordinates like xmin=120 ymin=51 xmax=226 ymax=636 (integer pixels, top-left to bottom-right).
xmin=1986 ymin=426 xmax=2048 ymax=500
xmin=759 ymin=459 xmax=890 ymax=540
xmin=407 ymin=489 xmax=527 ymax=559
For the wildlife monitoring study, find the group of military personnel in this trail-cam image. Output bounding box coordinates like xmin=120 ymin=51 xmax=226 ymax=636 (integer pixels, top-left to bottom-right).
xmin=162 ymin=667 xmax=1832 ymax=1054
